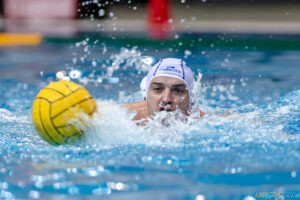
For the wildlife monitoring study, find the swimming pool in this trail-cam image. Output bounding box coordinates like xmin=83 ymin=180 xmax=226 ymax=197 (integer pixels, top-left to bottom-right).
xmin=0 ymin=33 xmax=299 ymax=199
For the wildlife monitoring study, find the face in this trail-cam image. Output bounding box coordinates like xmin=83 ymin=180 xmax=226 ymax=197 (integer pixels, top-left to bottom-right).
xmin=146 ymin=76 xmax=190 ymax=116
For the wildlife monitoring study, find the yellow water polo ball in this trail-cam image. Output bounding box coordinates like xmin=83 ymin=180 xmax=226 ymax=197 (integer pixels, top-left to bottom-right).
xmin=32 ymin=80 xmax=97 ymax=145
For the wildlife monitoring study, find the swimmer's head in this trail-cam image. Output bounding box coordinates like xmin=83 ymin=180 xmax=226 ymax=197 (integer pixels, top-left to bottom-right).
xmin=141 ymin=58 xmax=195 ymax=116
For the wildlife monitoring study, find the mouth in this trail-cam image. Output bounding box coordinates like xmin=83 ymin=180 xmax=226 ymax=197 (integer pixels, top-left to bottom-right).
xmin=159 ymin=107 xmax=173 ymax=112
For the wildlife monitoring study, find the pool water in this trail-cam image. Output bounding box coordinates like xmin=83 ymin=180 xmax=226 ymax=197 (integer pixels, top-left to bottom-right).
xmin=0 ymin=35 xmax=300 ymax=199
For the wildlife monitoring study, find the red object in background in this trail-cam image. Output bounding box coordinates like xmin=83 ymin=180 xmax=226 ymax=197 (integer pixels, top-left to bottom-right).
xmin=148 ymin=0 xmax=171 ymax=40
xmin=3 ymin=0 xmax=78 ymax=19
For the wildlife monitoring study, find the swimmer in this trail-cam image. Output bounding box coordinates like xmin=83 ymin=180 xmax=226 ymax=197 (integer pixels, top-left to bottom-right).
xmin=124 ymin=58 xmax=205 ymax=122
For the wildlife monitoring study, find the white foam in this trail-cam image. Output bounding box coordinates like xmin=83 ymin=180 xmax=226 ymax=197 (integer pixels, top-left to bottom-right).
xmin=83 ymin=92 xmax=300 ymax=150
xmin=83 ymin=100 xmax=143 ymax=146
xmin=83 ymin=100 xmax=209 ymax=148
xmin=0 ymin=109 xmax=29 ymax=123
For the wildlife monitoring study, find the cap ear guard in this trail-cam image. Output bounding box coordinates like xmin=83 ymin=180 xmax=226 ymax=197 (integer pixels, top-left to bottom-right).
xmin=140 ymin=76 xmax=147 ymax=100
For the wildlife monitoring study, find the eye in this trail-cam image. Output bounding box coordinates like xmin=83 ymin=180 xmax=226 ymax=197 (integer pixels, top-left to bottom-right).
xmin=152 ymin=87 xmax=162 ymax=93
xmin=172 ymin=88 xmax=185 ymax=95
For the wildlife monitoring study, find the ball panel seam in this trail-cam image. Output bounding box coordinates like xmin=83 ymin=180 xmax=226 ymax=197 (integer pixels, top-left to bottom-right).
xmin=51 ymin=96 xmax=94 ymax=120
xmin=61 ymin=81 xmax=74 ymax=92
xmin=43 ymin=87 xmax=66 ymax=97
xmin=35 ymin=97 xmax=51 ymax=103
xmin=54 ymin=123 xmax=74 ymax=129
xmin=51 ymin=87 xmax=82 ymax=104
xmin=49 ymin=103 xmax=68 ymax=140
xmin=88 ymin=103 xmax=97 ymax=116
xmin=39 ymin=98 xmax=60 ymax=145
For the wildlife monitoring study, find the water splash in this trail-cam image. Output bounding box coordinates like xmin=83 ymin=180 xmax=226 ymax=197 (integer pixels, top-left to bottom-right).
xmin=65 ymin=47 xmax=154 ymax=85
xmin=80 ymin=89 xmax=300 ymax=153
xmin=0 ymin=109 xmax=30 ymax=123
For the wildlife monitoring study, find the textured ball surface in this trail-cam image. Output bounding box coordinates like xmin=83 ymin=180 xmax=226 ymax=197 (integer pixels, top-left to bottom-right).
xmin=32 ymin=80 xmax=97 ymax=145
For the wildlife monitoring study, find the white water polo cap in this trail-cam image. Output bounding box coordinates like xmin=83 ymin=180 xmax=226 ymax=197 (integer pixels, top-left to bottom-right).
xmin=141 ymin=58 xmax=195 ymax=104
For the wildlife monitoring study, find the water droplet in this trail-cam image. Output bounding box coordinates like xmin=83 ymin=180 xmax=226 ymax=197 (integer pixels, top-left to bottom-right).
xmin=29 ymin=191 xmax=40 ymax=199
xmin=184 ymin=50 xmax=192 ymax=58
xmin=56 ymin=71 xmax=66 ymax=80
xmin=35 ymin=181 xmax=43 ymax=188
xmin=68 ymin=186 xmax=80 ymax=195
xmin=97 ymin=77 xmax=103 ymax=83
xmin=115 ymin=182 xmax=126 ymax=190
xmin=75 ymin=42 xmax=80 ymax=47
xmin=62 ymin=76 xmax=70 ymax=81
xmin=72 ymin=57 xmax=77 ymax=64
xmin=1 ymin=191 xmax=14 ymax=199
xmin=86 ymin=169 xmax=98 ymax=177
xmin=99 ymin=9 xmax=105 ymax=17
xmin=0 ymin=168 xmax=7 ymax=174
xmin=69 ymin=70 xmax=82 ymax=79
xmin=167 ymin=159 xmax=172 ymax=164
xmin=92 ymin=60 xmax=97 ymax=67
xmin=230 ymin=168 xmax=236 ymax=174
xmin=17 ymin=180 xmax=26 ymax=188
xmin=195 ymin=194 xmax=205 ymax=200
xmin=142 ymin=57 xmax=154 ymax=65
xmin=1 ymin=182 xmax=8 ymax=189
xmin=92 ymin=187 xmax=111 ymax=195
xmin=244 ymin=196 xmax=255 ymax=200
xmin=108 ymin=77 xmax=119 ymax=84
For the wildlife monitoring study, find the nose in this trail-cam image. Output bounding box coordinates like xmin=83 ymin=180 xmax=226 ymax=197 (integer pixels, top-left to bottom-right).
xmin=161 ymin=89 xmax=172 ymax=105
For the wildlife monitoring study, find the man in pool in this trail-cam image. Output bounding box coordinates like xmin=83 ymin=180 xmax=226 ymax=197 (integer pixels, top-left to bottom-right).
xmin=124 ymin=58 xmax=205 ymax=121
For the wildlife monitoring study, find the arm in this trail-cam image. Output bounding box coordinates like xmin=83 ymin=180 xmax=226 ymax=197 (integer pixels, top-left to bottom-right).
xmin=123 ymin=101 xmax=149 ymax=121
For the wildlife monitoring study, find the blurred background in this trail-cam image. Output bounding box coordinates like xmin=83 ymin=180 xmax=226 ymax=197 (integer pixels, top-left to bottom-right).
xmin=0 ymin=0 xmax=300 ymax=37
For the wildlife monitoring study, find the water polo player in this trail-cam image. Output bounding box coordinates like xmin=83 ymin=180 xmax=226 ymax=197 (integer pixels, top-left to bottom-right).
xmin=32 ymin=58 xmax=205 ymax=145
xmin=124 ymin=58 xmax=205 ymax=121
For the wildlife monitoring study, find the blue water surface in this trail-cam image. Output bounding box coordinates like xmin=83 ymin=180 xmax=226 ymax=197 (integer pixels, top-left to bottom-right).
xmin=0 ymin=37 xmax=300 ymax=200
